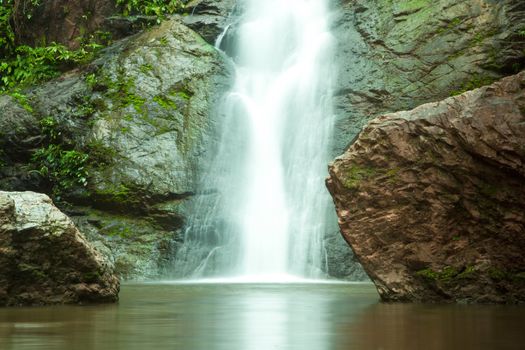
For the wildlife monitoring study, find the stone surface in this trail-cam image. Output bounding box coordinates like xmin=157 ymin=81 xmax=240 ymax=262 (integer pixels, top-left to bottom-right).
xmin=0 ymin=18 xmax=231 ymax=280
xmin=182 ymin=0 xmax=237 ymax=45
xmin=327 ymin=72 xmax=525 ymax=303
xmin=0 ymin=191 xmax=119 ymax=306
xmin=332 ymin=0 xmax=525 ymax=155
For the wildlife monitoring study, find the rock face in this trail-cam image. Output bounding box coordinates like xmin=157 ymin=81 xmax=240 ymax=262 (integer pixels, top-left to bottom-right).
xmin=0 ymin=18 xmax=231 ymax=279
xmin=183 ymin=0 xmax=237 ymax=45
xmin=0 ymin=191 xmax=119 ymax=306
xmin=333 ymin=0 xmax=525 ymax=155
xmin=327 ymin=72 xmax=525 ymax=303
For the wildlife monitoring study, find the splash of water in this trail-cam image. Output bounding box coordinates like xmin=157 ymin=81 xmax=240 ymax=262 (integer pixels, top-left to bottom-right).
xmin=172 ymin=0 xmax=335 ymax=280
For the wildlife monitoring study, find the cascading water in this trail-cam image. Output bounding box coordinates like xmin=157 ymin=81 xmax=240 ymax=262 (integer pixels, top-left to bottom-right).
xmin=172 ymin=0 xmax=336 ymax=280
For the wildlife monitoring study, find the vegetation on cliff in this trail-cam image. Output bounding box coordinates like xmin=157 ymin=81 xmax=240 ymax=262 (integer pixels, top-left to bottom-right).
xmin=0 ymin=0 xmax=187 ymax=92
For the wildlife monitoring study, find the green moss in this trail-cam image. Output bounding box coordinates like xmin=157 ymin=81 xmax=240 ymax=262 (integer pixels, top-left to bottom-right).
xmin=457 ymin=265 xmax=476 ymax=279
xmin=101 ymin=223 xmax=136 ymax=239
xmin=342 ymin=165 xmax=377 ymax=189
xmin=139 ymin=63 xmax=153 ymax=74
xmin=489 ymin=267 xmax=508 ymax=280
xmin=19 ymin=263 xmax=47 ymax=280
xmin=436 ymin=17 xmax=462 ymax=35
xmin=488 ymin=268 xmax=525 ymax=282
xmin=159 ymin=36 xmax=169 ymax=47
xmin=416 ymin=268 xmax=439 ymax=279
xmin=416 ymin=266 xmax=459 ymax=282
xmin=153 ymin=94 xmax=178 ymax=110
xmin=103 ymin=75 xmax=146 ymax=114
xmin=385 ymin=167 xmax=401 ymax=184
xmin=450 ymin=74 xmax=496 ymax=96
xmin=82 ymin=270 xmax=102 ymax=283
xmin=175 ymin=91 xmax=191 ymax=100
xmin=94 ymin=184 xmax=131 ymax=203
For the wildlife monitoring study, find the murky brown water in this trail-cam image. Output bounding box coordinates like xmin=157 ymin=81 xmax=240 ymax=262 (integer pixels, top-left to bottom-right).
xmin=0 ymin=283 xmax=524 ymax=350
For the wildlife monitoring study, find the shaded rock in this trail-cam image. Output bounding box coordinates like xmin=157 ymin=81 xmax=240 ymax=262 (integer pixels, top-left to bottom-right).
xmin=12 ymin=0 xmax=118 ymax=49
xmin=0 ymin=191 xmax=119 ymax=306
xmin=324 ymin=231 xmax=369 ymax=281
xmin=182 ymin=0 xmax=237 ymax=45
xmin=327 ymin=72 xmax=525 ymax=303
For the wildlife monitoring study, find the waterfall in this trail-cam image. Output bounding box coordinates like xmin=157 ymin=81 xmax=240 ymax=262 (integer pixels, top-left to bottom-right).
xmin=172 ymin=0 xmax=335 ymax=280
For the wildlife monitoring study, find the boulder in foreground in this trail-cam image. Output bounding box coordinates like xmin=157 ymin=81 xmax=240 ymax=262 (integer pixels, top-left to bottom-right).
xmin=327 ymin=72 xmax=525 ymax=303
xmin=0 ymin=191 xmax=119 ymax=306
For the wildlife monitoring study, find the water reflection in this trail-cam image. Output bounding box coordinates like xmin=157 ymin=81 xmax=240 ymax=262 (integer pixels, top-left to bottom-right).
xmin=0 ymin=283 xmax=524 ymax=350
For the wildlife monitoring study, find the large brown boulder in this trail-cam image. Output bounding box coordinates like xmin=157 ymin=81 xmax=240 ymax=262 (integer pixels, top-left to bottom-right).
xmin=0 ymin=191 xmax=119 ymax=306
xmin=327 ymin=72 xmax=525 ymax=303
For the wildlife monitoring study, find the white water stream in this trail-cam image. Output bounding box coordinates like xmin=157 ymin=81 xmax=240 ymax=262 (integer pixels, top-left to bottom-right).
xmin=173 ymin=0 xmax=335 ymax=280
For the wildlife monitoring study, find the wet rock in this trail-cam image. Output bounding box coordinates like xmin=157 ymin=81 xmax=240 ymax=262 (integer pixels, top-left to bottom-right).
xmin=0 ymin=191 xmax=119 ymax=306
xmin=327 ymin=72 xmax=525 ymax=303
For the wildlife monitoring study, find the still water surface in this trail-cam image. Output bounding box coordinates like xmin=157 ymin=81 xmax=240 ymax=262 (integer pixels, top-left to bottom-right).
xmin=1 ymin=283 xmax=524 ymax=350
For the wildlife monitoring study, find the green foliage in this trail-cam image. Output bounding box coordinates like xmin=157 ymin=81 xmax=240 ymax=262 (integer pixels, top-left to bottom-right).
xmin=40 ymin=115 xmax=62 ymax=141
xmin=0 ymin=0 xmax=104 ymax=92
xmin=0 ymin=0 xmax=15 ymax=58
xmin=0 ymin=42 xmax=102 ymax=91
xmin=116 ymin=0 xmax=185 ymax=20
xmin=32 ymin=145 xmax=89 ymax=195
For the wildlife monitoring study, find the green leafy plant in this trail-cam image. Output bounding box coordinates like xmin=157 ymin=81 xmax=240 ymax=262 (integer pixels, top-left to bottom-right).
xmin=0 ymin=42 xmax=102 ymax=91
xmin=40 ymin=116 xmax=62 ymax=141
xmin=32 ymin=144 xmax=89 ymax=195
xmin=116 ymin=0 xmax=184 ymax=21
